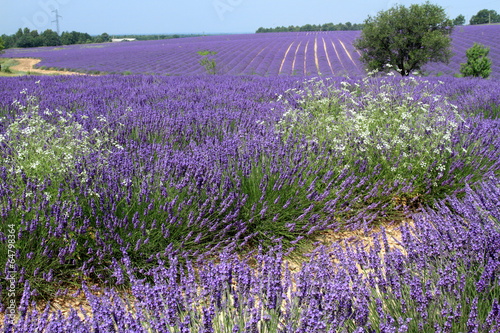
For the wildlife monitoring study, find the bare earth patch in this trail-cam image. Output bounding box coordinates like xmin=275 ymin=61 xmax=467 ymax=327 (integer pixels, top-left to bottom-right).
xmin=9 ymin=58 xmax=87 ymax=76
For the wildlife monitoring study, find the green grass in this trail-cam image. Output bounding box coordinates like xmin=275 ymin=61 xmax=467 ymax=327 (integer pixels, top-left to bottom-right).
xmin=0 ymin=58 xmax=22 ymax=76
xmin=0 ymin=58 xmax=67 ymax=76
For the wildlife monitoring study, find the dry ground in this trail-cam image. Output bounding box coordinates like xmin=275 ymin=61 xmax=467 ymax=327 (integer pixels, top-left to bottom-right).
xmin=8 ymin=58 xmax=88 ymax=76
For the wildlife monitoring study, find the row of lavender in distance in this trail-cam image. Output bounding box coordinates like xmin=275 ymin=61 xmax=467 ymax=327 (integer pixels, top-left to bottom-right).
xmin=2 ymin=25 xmax=498 ymax=79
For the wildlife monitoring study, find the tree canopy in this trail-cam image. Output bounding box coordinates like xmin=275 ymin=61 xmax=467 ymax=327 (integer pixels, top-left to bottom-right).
xmin=470 ymin=9 xmax=500 ymax=25
xmin=0 ymin=29 xmax=201 ymax=50
xmin=0 ymin=28 xmax=115 ymax=49
xmin=354 ymin=1 xmax=454 ymax=76
xmin=453 ymin=14 xmax=466 ymax=26
xmin=256 ymin=22 xmax=364 ymax=33
xmin=0 ymin=37 xmax=4 ymax=53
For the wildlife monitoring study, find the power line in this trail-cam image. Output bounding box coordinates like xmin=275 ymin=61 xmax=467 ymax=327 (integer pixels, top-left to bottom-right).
xmin=52 ymin=9 xmax=62 ymax=35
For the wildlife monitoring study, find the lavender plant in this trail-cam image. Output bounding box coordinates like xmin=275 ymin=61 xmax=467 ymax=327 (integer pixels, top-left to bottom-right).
xmin=0 ymin=74 xmax=499 ymax=332
xmin=5 ymin=178 xmax=500 ymax=332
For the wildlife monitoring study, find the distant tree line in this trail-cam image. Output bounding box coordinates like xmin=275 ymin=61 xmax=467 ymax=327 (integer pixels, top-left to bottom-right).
xmin=1 ymin=28 xmax=208 ymax=49
xmin=113 ymin=34 xmax=203 ymax=41
xmin=446 ymin=8 xmax=500 ymax=26
xmin=469 ymin=9 xmax=500 ymax=25
xmin=1 ymin=28 xmax=111 ymax=49
xmin=256 ymin=22 xmax=365 ymax=33
xmin=257 ymin=8 xmax=499 ymax=33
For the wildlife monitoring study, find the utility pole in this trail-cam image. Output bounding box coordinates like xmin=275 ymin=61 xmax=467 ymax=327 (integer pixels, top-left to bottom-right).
xmin=52 ymin=9 xmax=62 ymax=35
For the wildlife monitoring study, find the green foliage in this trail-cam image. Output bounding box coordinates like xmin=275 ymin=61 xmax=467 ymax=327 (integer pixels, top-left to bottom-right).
xmin=60 ymin=31 xmax=93 ymax=45
xmin=460 ymin=42 xmax=492 ymax=78
xmin=1 ymin=34 xmax=14 ymax=49
xmin=0 ymin=58 xmax=17 ymax=74
xmin=256 ymin=21 xmax=364 ymax=33
xmin=470 ymin=9 xmax=500 ymax=25
xmin=40 ymin=29 xmax=61 ymax=46
xmin=94 ymin=32 xmax=110 ymax=43
xmin=354 ymin=1 xmax=454 ymax=76
xmin=2 ymin=28 xmax=115 ymax=49
xmin=0 ymin=36 xmax=4 ymax=53
xmin=453 ymin=14 xmax=466 ymax=26
xmin=197 ymin=50 xmax=217 ymax=75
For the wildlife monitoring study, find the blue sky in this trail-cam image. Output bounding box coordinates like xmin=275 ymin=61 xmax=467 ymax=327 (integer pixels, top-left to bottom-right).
xmin=1 ymin=0 xmax=498 ymax=36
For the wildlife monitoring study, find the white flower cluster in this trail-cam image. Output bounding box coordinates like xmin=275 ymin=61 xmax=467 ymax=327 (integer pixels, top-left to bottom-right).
xmin=1 ymin=91 xmax=127 ymax=184
xmin=275 ymin=72 xmax=467 ymax=182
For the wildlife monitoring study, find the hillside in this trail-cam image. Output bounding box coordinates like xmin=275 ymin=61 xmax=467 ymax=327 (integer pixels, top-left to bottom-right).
xmin=2 ymin=25 xmax=499 ymax=79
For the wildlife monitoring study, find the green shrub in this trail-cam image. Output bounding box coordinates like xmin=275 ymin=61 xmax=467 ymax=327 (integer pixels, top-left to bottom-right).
xmin=197 ymin=50 xmax=217 ymax=74
xmin=460 ymin=42 xmax=492 ymax=79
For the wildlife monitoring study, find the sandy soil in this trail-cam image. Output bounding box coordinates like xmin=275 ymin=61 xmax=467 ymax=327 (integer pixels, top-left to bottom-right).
xmin=9 ymin=58 xmax=87 ymax=76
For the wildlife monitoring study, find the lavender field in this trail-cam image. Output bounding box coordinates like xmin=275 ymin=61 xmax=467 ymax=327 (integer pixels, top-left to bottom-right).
xmin=0 ymin=72 xmax=499 ymax=332
xmin=2 ymin=25 xmax=499 ymax=79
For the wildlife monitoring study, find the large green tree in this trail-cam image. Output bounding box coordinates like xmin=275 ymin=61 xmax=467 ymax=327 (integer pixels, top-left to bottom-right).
xmin=354 ymin=1 xmax=454 ymax=76
xmin=0 ymin=36 xmax=4 ymax=54
xmin=470 ymin=9 xmax=500 ymax=25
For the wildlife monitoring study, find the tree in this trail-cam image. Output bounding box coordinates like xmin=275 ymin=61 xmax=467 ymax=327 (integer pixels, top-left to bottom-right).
xmin=100 ymin=33 xmax=110 ymax=42
xmin=40 ymin=29 xmax=61 ymax=46
xmin=300 ymin=24 xmax=314 ymax=32
xmin=460 ymin=42 xmax=492 ymax=78
xmin=470 ymin=9 xmax=500 ymax=25
xmin=15 ymin=28 xmax=23 ymax=39
xmin=1 ymin=34 xmax=14 ymax=49
xmin=354 ymin=1 xmax=454 ymax=76
xmin=453 ymin=14 xmax=465 ymax=26
xmin=16 ymin=34 xmax=35 ymax=48
xmin=0 ymin=37 xmax=4 ymax=53
xmin=60 ymin=31 xmax=74 ymax=45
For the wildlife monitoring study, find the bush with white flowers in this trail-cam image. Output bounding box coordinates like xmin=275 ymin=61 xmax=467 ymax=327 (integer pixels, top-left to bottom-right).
xmin=0 ymin=89 xmax=123 ymax=184
xmin=277 ymin=74 xmax=468 ymax=186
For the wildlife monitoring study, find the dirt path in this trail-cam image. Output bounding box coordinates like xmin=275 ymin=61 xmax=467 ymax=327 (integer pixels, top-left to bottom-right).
xmin=9 ymin=58 xmax=87 ymax=76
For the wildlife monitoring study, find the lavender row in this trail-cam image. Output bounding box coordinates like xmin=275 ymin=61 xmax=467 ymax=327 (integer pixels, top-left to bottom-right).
xmin=2 ymin=26 xmax=498 ymax=78
xmin=3 ymin=175 xmax=500 ymax=332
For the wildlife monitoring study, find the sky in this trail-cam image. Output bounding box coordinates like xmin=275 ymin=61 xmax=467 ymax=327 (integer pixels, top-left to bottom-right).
xmin=1 ymin=0 xmax=499 ymax=36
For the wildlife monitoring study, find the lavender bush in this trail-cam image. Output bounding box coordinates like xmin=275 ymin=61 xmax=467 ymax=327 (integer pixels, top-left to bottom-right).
xmin=0 ymin=74 xmax=499 ymax=332
xmin=4 ymin=179 xmax=500 ymax=332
